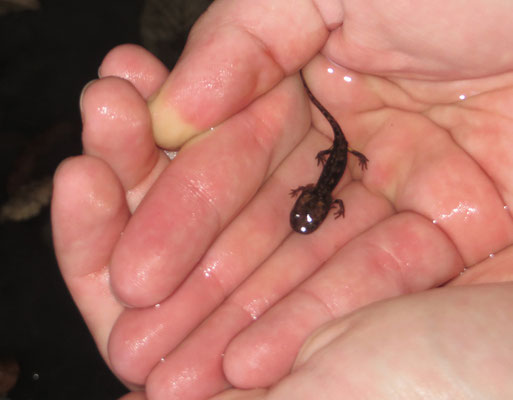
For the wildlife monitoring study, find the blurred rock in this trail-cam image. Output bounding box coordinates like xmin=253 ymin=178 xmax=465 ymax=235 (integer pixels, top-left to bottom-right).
xmin=0 ymin=176 xmax=51 ymax=222
xmin=0 ymin=0 xmax=39 ymax=16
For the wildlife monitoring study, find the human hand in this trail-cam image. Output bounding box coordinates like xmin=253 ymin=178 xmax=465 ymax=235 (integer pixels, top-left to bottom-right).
xmin=209 ymin=282 xmax=513 ymax=400
xmin=52 ymin=0 xmax=513 ymax=399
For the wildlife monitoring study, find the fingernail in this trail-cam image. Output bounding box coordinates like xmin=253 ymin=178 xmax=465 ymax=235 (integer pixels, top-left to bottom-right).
xmin=79 ymin=79 xmax=97 ymax=114
xmin=149 ymin=94 xmax=196 ymax=149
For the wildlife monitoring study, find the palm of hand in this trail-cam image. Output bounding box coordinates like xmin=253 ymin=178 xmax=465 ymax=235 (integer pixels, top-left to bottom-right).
xmin=52 ymin=2 xmax=513 ymax=399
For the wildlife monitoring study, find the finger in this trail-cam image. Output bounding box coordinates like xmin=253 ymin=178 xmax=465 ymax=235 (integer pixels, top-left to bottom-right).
xmin=80 ymin=76 xmax=168 ymax=210
xmin=148 ymin=0 xmax=334 ymax=148
xmin=223 ymin=212 xmax=464 ymax=388
xmin=51 ymin=155 xmax=129 ymax=361
xmin=145 ymin=305 xmax=238 ymax=400
xmin=265 ymin=283 xmax=513 ymax=399
xmin=109 ymin=74 xmax=308 ymax=307
xmin=99 ymin=43 xmax=169 ymax=99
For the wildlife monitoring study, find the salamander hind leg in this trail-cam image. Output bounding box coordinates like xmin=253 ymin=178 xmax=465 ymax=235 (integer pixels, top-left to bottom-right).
xmin=331 ymin=198 xmax=345 ymax=218
xmin=348 ymin=148 xmax=369 ymax=170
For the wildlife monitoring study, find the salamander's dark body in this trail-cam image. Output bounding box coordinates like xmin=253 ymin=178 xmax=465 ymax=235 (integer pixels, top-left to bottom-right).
xmin=290 ymin=70 xmax=368 ymax=234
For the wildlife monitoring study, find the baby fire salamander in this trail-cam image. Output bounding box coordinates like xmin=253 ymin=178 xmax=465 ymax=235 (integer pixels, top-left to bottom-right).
xmin=290 ymin=70 xmax=369 ymax=234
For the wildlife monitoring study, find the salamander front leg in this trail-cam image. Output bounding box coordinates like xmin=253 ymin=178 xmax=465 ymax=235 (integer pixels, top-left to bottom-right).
xmin=290 ymin=184 xmax=313 ymax=198
xmin=331 ymin=198 xmax=345 ymax=218
xmin=348 ymin=148 xmax=369 ymax=170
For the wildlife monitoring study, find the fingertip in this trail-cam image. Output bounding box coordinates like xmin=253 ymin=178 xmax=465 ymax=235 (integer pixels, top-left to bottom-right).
xmin=145 ymin=358 xmax=202 ymax=400
xmin=79 ymin=79 xmax=97 ymax=116
xmin=81 ymin=75 xmax=148 ymax=135
xmin=52 ymin=157 xmax=125 ymax=237
xmin=99 ymin=43 xmax=169 ymax=99
xmin=223 ymin=339 xmax=252 ymax=389
xmin=109 ymin=241 xmax=167 ymax=307
xmin=149 ymin=95 xmax=198 ymax=149
xmin=52 ymin=156 xmax=80 ymax=213
xmin=143 ymin=319 xmax=233 ymax=400
xmin=53 ymin=155 xmax=79 ymax=183
xmin=146 ymin=26 xmax=284 ymax=149
xmin=223 ymin=335 xmax=277 ymax=390
xmin=80 ymin=76 xmax=160 ymax=190
xmin=52 ymin=155 xmax=128 ymax=265
xmin=108 ymin=308 xmax=162 ymax=385
xmin=223 ymin=310 xmax=302 ymax=389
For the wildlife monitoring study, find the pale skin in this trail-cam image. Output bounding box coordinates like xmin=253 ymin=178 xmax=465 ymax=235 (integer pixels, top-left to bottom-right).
xmin=51 ymin=0 xmax=513 ymax=399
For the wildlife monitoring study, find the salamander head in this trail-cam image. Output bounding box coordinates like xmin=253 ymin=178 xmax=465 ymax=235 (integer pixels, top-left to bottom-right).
xmin=290 ymin=187 xmax=331 ymax=234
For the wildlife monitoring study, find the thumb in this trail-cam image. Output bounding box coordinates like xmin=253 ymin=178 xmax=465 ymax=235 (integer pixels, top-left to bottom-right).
xmin=149 ymin=0 xmax=331 ymax=148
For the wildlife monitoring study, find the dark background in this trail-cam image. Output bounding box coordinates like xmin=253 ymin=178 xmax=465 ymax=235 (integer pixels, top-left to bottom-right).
xmin=0 ymin=0 xmax=211 ymax=398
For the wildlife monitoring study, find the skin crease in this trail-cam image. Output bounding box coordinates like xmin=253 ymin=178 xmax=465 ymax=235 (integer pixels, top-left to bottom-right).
xmin=50 ymin=0 xmax=513 ymax=399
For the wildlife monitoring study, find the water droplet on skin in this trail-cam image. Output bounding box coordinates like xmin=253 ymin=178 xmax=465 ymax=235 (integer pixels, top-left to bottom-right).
xmin=243 ymin=298 xmax=270 ymax=320
xmin=210 ymin=127 xmax=215 ymax=131
xmin=164 ymin=150 xmax=177 ymax=160
xmin=432 ymin=219 xmax=438 ymax=224
xmin=325 ymin=66 xmax=352 ymax=82
xmin=459 ymin=94 xmax=466 ymax=100
xmin=98 ymin=105 xmax=113 ymax=118
xmin=160 ymin=357 xmax=165 ymax=362
xmin=437 ymin=202 xmax=478 ymax=223
xmin=202 ymin=260 xmax=219 ymax=279
xmin=504 ymin=205 xmax=509 ymax=211
xmin=489 ymin=253 xmax=495 ymax=258
xmin=154 ymin=303 xmax=160 ymax=309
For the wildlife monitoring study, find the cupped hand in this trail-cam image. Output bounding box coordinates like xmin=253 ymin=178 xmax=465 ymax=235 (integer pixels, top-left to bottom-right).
xmin=210 ymin=282 xmax=513 ymax=400
xmin=51 ymin=0 xmax=513 ymax=399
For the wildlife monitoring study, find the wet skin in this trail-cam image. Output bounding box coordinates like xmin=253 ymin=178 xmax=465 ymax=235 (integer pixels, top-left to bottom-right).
xmin=290 ymin=71 xmax=369 ymax=234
